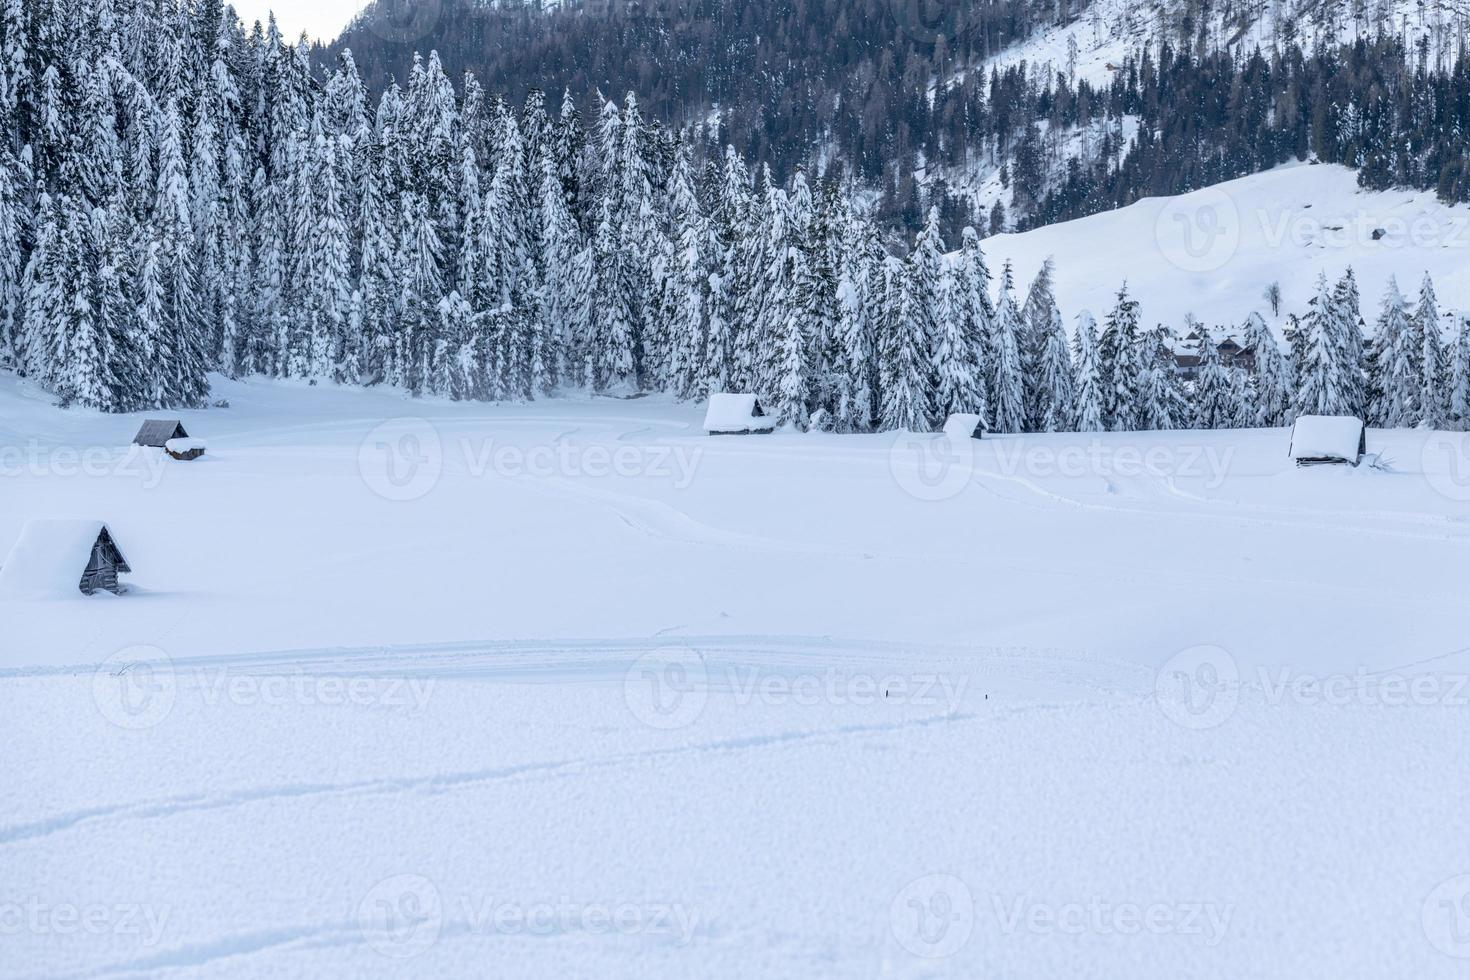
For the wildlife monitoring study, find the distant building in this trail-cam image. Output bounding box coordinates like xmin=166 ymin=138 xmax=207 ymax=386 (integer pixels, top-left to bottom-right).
xmin=1171 ymin=331 xmax=1256 ymax=378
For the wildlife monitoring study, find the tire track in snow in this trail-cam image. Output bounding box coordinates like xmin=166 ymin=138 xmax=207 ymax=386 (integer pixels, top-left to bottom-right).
xmin=0 ymin=713 xmax=977 ymax=848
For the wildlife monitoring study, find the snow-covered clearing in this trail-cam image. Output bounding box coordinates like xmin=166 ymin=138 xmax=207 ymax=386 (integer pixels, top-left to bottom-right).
xmin=4 ymin=375 xmax=1470 ymax=977
xmin=985 ymin=161 xmax=1470 ymax=331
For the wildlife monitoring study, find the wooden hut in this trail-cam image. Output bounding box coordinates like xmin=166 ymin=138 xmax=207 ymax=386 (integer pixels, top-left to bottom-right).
xmin=943 ymin=413 xmax=986 ymax=440
xmin=165 ymin=437 xmax=206 ymax=461
xmin=704 ymin=394 xmax=777 ymax=435
xmin=0 ymin=520 xmax=132 ymax=597
xmin=1289 ymin=415 xmax=1367 ymax=467
xmin=133 ymin=419 xmax=189 ymax=448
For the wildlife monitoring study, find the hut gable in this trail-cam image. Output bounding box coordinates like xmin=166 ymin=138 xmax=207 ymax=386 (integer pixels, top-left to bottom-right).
xmin=0 ymin=520 xmax=131 ymax=597
xmin=704 ymin=393 xmax=777 ymax=435
xmin=943 ymin=413 xmax=986 ymax=440
xmin=133 ymin=419 xmax=188 ymax=447
xmin=1289 ymin=415 xmax=1367 ymax=466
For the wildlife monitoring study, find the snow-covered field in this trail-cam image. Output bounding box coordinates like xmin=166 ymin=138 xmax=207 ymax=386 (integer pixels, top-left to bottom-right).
xmin=985 ymin=161 xmax=1470 ymax=331
xmin=5 ymin=375 xmax=1470 ymax=977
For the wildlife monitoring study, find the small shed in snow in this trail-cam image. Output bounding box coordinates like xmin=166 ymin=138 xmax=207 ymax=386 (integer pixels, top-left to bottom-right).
xmin=133 ymin=419 xmax=189 ymax=448
xmin=1289 ymin=415 xmax=1367 ymax=466
xmin=0 ymin=520 xmax=131 ymax=597
xmin=165 ymin=437 xmax=206 ymax=461
xmin=943 ymin=413 xmax=986 ymax=440
xmin=704 ymin=394 xmax=776 ymax=435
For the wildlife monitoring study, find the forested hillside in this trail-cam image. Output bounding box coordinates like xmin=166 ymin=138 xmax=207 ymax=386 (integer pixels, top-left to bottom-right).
xmin=328 ymin=0 xmax=1470 ymax=236
xmin=1 ymin=0 xmax=1468 ymax=432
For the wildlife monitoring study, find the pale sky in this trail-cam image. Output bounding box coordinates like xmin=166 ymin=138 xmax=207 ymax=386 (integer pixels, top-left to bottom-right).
xmin=229 ymin=0 xmax=365 ymax=42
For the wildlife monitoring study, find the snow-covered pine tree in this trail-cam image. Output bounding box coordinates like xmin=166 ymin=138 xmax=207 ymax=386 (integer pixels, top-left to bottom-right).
xmin=1020 ymin=257 xmax=1061 ymax=429
xmin=537 ymin=150 xmax=584 ymax=391
xmin=0 ymin=148 xmax=20 ymax=365
xmin=1070 ymin=311 xmax=1104 ymax=432
xmin=1297 ymin=272 xmax=1353 ymax=419
xmin=878 ymin=255 xmax=930 ymax=431
xmin=153 ymin=100 xmax=209 ymax=407
xmin=907 ymin=206 xmax=945 ymax=428
xmin=1099 ymin=284 xmax=1142 ymax=430
xmin=1367 ymin=276 xmax=1417 ymax=426
xmin=988 ymin=262 xmax=1026 ymax=434
xmin=1332 ymin=268 xmax=1367 ymax=417
xmin=398 ymin=190 xmax=444 ymax=395
xmin=1414 ymin=271 xmax=1445 ymax=428
xmin=1191 ymin=319 xmax=1232 ymax=429
xmin=1451 ymin=317 xmax=1470 ymax=429
xmin=1242 ymin=312 xmax=1289 ymax=426
xmin=953 ymin=227 xmax=993 ymax=425
xmin=308 ymin=130 xmax=351 ymax=382
xmin=1139 ymin=324 xmax=1184 ymax=431
xmin=1027 ymin=262 xmax=1073 ymax=432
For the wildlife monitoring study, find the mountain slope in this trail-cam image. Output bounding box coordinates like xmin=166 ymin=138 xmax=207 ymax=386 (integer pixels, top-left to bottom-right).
xmin=982 ymin=161 xmax=1470 ymax=331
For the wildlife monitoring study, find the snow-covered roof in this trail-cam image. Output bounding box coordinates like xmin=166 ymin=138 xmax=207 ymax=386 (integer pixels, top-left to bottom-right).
xmin=1289 ymin=416 xmax=1365 ymax=464
xmin=0 ymin=520 xmax=128 ymax=598
xmin=165 ymin=438 xmax=206 ymax=453
xmin=943 ymin=413 xmax=985 ymax=440
xmin=704 ymin=393 xmax=775 ymax=434
xmin=134 ymin=419 xmax=188 ymax=447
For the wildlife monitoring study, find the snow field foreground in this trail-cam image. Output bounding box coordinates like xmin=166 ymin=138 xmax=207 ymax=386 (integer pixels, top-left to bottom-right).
xmin=4 ymin=375 xmax=1470 ymax=977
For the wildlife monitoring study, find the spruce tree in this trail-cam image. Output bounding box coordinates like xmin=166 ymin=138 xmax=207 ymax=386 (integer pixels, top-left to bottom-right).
xmin=988 ymin=262 xmax=1026 ymax=434
xmin=1414 ymin=271 xmax=1445 ymax=428
xmin=1071 ymin=310 xmax=1104 ymax=432
xmin=1242 ymin=311 xmax=1290 ymax=426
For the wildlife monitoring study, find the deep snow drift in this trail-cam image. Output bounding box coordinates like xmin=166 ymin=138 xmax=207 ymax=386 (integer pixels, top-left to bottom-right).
xmin=4 ymin=375 xmax=1470 ymax=978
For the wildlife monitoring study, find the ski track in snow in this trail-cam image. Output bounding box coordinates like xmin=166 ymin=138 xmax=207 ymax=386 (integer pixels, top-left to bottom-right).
xmin=0 ymin=712 xmax=977 ymax=849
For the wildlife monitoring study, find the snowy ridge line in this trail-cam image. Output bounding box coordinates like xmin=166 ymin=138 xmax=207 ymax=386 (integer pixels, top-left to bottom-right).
xmin=0 ymin=713 xmax=978 ymax=850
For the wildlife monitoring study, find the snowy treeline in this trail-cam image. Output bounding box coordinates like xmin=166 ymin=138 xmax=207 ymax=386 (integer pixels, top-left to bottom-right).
xmin=2 ymin=0 xmax=1469 ymax=433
